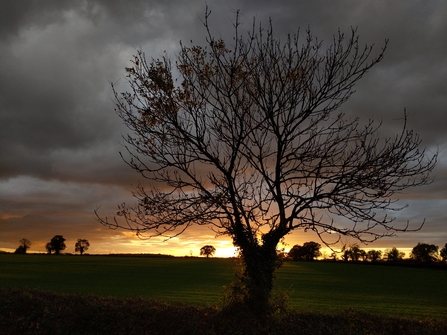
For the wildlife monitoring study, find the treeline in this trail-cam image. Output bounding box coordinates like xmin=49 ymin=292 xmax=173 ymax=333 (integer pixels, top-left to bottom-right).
xmin=286 ymin=241 xmax=447 ymax=264
xmin=9 ymin=237 xmax=447 ymax=264
xmin=12 ymin=236 xmax=90 ymax=255
xmin=105 ymin=253 xmax=174 ymax=258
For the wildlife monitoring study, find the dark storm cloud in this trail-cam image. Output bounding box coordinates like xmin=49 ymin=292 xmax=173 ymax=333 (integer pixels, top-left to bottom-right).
xmin=0 ymin=0 xmax=207 ymax=182
xmin=1 ymin=0 xmax=446 ymax=253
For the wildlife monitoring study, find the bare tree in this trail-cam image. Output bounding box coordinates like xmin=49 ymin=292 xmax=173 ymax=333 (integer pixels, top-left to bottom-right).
xmin=97 ymin=10 xmax=436 ymax=312
xmin=14 ymin=238 xmax=31 ymax=254
xmin=200 ymin=245 xmax=216 ymax=258
xmin=75 ymin=239 xmax=90 ymax=255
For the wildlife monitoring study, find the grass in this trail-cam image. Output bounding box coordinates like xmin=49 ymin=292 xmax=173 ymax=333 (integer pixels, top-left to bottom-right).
xmin=275 ymin=261 xmax=447 ymax=319
xmin=0 ymin=254 xmax=235 ymax=305
xmin=1 ymin=288 xmax=447 ymax=335
xmin=1 ymin=254 xmax=447 ymax=334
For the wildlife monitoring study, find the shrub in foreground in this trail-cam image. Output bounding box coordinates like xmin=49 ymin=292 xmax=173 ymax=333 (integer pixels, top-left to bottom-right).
xmin=1 ymin=288 xmax=446 ymax=335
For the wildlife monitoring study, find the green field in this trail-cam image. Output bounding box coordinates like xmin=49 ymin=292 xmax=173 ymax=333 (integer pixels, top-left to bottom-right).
xmin=1 ymin=254 xmax=446 ymax=320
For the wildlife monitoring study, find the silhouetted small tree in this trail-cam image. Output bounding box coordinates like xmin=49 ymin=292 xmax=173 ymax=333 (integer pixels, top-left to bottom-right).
xmin=411 ymin=243 xmax=438 ymax=263
xmin=47 ymin=235 xmax=66 ymax=255
xmin=75 ymin=239 xmax=90 ymax=255
xmin=303 ymin=242 xmax=322 ymax=261
xmin=288 ymin=245 xmax=306 ymax=261
xmin=288 ymin=242 xmax=321 ymax=261
xmin=384 ymin=247 xmax=405 ymax=262
xmin=200 ymin=245 xmax=216 ymax=258
xmin=14 ymin=238 xmax=31 ymax=254
xmin=440 ymin=243 xmax=447 ymax=263
xmin=45 ymin=242 xmax=54 ymax=254
xmin=367 ymin=249 xmax=382 ymax=262
xmin=342 ymin=249 xmax=350 ymax=262
xmin=359 ymin=249 xmax=367 ymax=262
xmin=14 ymin=246 xmax=25 ymax=254
xmin=343 ymin=244 xmax=366 ymax=262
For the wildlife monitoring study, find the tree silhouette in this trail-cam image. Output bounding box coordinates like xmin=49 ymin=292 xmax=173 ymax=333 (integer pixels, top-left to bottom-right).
xmin=303 ymin=242 xmax=322 ymax=261
xmin=200 ymin=245 xmax=216 ymax=258
xmin=14 ymin=238 xmax=31 ymax=254
xmin=75 ymin=239 xmax=90 ymax=255
xmin=288 ymin=242 xmax=321 ymax=261
xmin=45 ymin=242 xmax=54 ymax=254
xmin=288 ymin=245 xmax=306 ymax=261
xmin=411 ymin=243 xmax=439 ymax=263
xmin=367 ymin=249 xmax=382 ymax=262
xmin=359 ymin=249 xmax=368 ymax=262
xmin=440 ymin=243 xmax=447 ymax=263
xmin=343 ymin=244 xmax=366 ymax=262
xmin=47 ymin=235 xmax=66 ymax=255
xmin=384 ymin=247 xmax=405 ymax=262
xmin=96 ymin=9 xmax=436 ymax=312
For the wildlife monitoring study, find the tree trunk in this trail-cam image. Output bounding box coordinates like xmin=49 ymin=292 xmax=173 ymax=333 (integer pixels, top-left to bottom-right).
xmin=238 ymin=244 xmax=279 ymax=314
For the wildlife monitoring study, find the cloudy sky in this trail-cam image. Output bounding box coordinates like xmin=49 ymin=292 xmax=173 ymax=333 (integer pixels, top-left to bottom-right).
xmin=1 ymin=0 xmax=446 ymax=257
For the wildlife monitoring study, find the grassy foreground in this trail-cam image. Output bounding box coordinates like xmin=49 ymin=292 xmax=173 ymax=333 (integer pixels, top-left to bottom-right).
xmin=1 ymin=288 xmax=447 ymax=335
xmin=1 ymin=254 xmax=446 ymax=319
xmin=1 ymin=254 xmax=447 ymax=333
xmin=276 ymin=261 xmax=447 ymax=319
xmin=0 ymin=254 xmax=235 ymax=305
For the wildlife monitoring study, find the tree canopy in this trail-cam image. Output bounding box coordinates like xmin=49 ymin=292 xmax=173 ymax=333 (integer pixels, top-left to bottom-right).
xmin=288 ymin=242 xmax=321 ymax=261
xmin=343 ymin=244 xmax=367 ymax=262
xmin=366 ymin=250 xmax=382 ymax=262
xmin=97 ymin=9 xmax=436 ymax=313
xmin=200 ymin=245 xmax=216 ymax=258
xmin=75 ymin=239 xmax=90 ymax=255
xmin=384 ymin=247 xmax=405 ymax=262
xmin=47 ymin=235 xmax=66 ymax=255
xmin=411 ymin=243 xmax=439 ymax=263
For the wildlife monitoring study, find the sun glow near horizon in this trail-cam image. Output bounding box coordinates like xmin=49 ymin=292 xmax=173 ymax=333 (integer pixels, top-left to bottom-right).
xmin=1 ymin=228 xmax=414 ymax=259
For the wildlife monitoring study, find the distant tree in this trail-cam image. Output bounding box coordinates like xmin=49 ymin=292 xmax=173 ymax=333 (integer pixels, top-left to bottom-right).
xmin=411 ymin=243 xmax=439 ymax=263
xmin=20 ymin=238 xmax=31 ymax=253
xmin=14 ymin=246 xmax=25 ymax=254
xmin=440 ymin=243 xmax=447 ymax=263
xmin=75 ymin=239 xmax=90 ymax=255
xmin=342 ymin=249 xmax=350 ymax=262
xmin=384 ymin=247 xmax=405 ymax=262
xmin=96 ymin=9 xmax=437 ymax=312
xmin=47 ymin=235 xmax=66 ymax=255
xmin=289 ymin=242 xmax=321 ymax=261
xmin=200 ymin=245 xmax=216 ymax=258
xmin=367 ymin=249 xmax=382 ymax=262
xmin=288 ymin=245 xmax=306 ymax=261
xmin=45 ymin=242 xmax=54 ymax=254
xmin=344 ymin=244 xmax=366 ymax=262
xmin=303 ymin=242 xmax=322 ymax=261
xmin=359 ymin=249 xmax=368 ymax=262
xmin=14 ymin=238 xmax=31 ymax=254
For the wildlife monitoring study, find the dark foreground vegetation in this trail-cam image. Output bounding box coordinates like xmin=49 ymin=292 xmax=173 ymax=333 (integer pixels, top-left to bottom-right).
xmin=1 ymin=288 xmax=446 ymax=335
